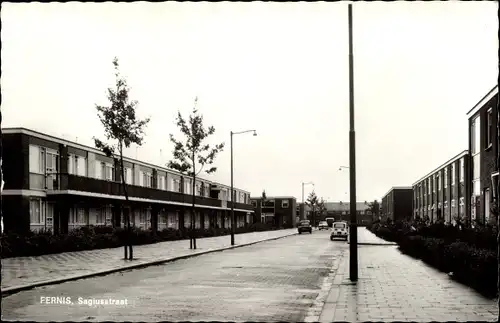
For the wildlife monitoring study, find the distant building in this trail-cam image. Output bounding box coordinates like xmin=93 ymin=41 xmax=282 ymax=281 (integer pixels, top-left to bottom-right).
xmin=381 ymin=187 xmax=413 ymax=222
xmin=305 ymin=201 xmax=373 ymax=226
xmin=251 ymin=196 xmax=297 ymax=228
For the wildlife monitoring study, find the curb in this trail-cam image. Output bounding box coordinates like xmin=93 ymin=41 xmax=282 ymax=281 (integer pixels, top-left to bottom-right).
xmin=2 ymin=231 xmax=298 ymax=297
xmin=347 ymin=242 xmax=397 ymax=246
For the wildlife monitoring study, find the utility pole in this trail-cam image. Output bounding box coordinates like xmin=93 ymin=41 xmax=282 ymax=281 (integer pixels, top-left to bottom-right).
xmin=348 ymin=3 xmax=358 ymax=282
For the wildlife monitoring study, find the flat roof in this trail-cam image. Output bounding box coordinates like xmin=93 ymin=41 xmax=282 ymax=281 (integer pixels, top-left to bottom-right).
xmin=412 ymin=150 xmax=468 ymax=186
xmin=466 ymin=85 xmax=498 ymax=117
xmin=3 ymin=127 xmax=250 ymax=194
xmin=381 ymin=186 xmax=413 ymax=199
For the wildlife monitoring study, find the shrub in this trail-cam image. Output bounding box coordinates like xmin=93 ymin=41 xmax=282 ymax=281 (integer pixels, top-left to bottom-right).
xmin=1 ymin=222 xmax=283 ymax=258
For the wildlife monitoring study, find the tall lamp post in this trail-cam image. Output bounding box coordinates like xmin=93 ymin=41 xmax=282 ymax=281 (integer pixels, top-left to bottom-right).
xmin=302 ymin=182 xmax=314 ymax=221
xmin=347 ymin=3 xmax=358 ymax=282
xmin=230 ymin=129 xmax=257 ymax=246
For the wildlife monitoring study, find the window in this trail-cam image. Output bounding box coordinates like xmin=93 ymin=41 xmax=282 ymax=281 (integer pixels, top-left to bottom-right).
xmin=282 ymin=200 xmax=289 ymax=208
xmin=184 ymin=178 xmax=191 ymax=194
xmin=30 ymin=198 xmax=43 ymax=224
xmin=486 ymin=108 xmax=492 ymax=148
xmin=444 ymin=168 xmax=448 ymax=188
xmin=75 ymin=156 xmax=87 ymax=176
xmin=471 ymin=116 xmax=480 ymax=155
xmin=95 ymin=162 xmax=103 ymax=179
xmin=105 ymin=163 xmax=114 ymax=181
xmin=196 ymin=182 xmax=202 ymax=196
xmin=451 ymin=163 xmax=455 ymax=185
xmin=251 ymin=200 xmax=257 ymax=208
xmin=460 ymin=159 xmax=464 ymax=183
xmin=437 ymin=173 xmax=441 ymax=190
xmin=473 ymin=154 xmax=480 ymax=180
xmin=96 ymin=208 xmax=105 ymax=225
xmin=173 ymin=179 xmax=181 ymax=192
xmin=68 ymin=154 xmax=74 ymax=174
xmin=29 ymin=145 xmax=44 ymax=174
xmin=70 ymin=207 xmax=87 ymax=224
xmin=485 ymin=188 xmax=491 ymax=222
xmin=124 ymin=167 xmax=133 ymax=184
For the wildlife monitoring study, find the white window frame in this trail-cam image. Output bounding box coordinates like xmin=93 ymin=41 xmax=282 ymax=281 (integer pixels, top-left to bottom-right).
xmin=282 ymin=200 xmax=289 ymax=208
xmin=451 ymin=163 xmax=455 ymax=185
xmin=30 ymin=198 xmax=45 ymax=225
xmin=139 ymin=171 xmax=144 ymax=186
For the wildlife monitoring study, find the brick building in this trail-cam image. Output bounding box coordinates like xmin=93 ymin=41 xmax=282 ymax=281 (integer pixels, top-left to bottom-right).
xmin=381 ymin=187 xmax=412 ymax=222
xmin=250 ymin=196 xmax=297 ymax=228
xmin=1 ymin=128 xmax=253 ymax=234
xmin=467 ymin=85 xmax=498 ymax=225
xmin=412 ymin=150 xmax=470 ymax=224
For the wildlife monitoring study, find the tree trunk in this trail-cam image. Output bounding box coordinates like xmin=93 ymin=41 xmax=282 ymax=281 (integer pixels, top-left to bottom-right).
xmin=119 ymin=142 xmax=133 ymax=260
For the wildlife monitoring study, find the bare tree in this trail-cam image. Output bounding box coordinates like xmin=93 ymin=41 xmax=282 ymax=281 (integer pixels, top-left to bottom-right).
xmin=94 ymin=57 xmax=150 ymax=260
xmin=168 ymin=97 xmax=224 ymax=250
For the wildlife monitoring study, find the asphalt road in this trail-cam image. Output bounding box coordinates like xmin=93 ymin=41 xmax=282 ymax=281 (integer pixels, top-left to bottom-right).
xmin=2 ymin=229 xmax=347 ymax=322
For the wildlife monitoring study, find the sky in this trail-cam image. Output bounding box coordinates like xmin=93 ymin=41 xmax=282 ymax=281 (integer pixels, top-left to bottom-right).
xmin=1 ymin=1 xmax=498 ymax=203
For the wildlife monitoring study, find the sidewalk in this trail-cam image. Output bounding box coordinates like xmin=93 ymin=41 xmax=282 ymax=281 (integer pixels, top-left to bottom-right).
xmin=1 ymin=229 xmax=297 ymax=294
xmin=353 ymin=226 xmax=397 ymax=245
xmin=319 ymin=228 xmax=498 ymax=322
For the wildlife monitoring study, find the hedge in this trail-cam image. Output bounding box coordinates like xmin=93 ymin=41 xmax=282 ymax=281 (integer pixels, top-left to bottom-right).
xmin=367 ymin=220 xmax=498 ymax=298
xmin=0 ymin=222 xmax=278 ymax=259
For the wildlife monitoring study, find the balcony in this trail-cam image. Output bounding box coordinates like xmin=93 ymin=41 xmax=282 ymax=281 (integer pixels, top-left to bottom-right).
xmin=55 ymin=174 xmax=222 ymax=208
xmin=227 ymin=201 xmax=254 ymax=211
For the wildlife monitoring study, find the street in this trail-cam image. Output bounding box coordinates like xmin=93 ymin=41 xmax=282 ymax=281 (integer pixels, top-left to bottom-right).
xmin=2 ymin=230 xmax=345 ymax=322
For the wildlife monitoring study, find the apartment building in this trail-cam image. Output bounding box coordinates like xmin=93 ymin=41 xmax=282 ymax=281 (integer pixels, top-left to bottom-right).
xmin=381 ymin=187 xmax=413 ymax=222
xmin=250 ymin=196 xmax=297 ymax=228
xmin=467 ymin=85 xmax=499 ymax=225
xmin=412 ymin=151 xmax=470 ymax=224
xmin=2 ymin=128 xmax=253 ymax=234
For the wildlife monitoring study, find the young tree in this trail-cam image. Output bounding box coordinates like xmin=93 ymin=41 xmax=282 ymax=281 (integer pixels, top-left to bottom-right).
xmin=306 ymin=191 xmax=319 ymax=226
xmin=317 ymin=197 xmax=327 ymax=223
xmin=368 ymin=200 xmax=380 ymax=221
xmin=93 ymin=57 xmax=150 ymax=260
xmin=168 ymin=97 xmax=224 ymax=250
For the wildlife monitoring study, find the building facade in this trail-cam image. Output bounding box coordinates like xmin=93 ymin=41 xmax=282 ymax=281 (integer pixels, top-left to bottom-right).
xmin=251 ymin=196 xmax=297 ymax=228
xmin=381 ymin=187 xmax=413 ymax=222
xmin=2 ymin=128 xmax=253 ymax=234
xmin=412 ymin=151 xmax=470 ymax=224
xmin=467 ymin=86 xmax=499 ymax=226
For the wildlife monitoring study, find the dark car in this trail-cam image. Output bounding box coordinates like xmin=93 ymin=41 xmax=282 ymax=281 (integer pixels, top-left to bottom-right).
xmin=298 ymin=220 xmax=312 ymax=234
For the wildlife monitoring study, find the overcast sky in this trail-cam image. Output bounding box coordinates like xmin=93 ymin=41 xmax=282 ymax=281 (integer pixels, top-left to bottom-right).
xmin=2 ymin=2 xmax=498 ymax=203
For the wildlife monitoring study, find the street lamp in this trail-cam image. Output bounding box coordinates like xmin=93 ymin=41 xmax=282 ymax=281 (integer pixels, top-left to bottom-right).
xmin=302 ymin=182 xmax=314 ymax=220
xmin=230 ymin=129 xmax=257 ymax=246
xmin=339 ymin=166 xmax=349 ymax=171
xmin=347 ymin=3 xmax=358 ymax=282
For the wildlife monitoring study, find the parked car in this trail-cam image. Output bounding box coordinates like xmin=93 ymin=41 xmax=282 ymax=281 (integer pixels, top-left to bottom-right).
xmin=298 ymin=220 xmax=312 ymax=234
xmin=318 ymin=221 xmax=329 ymax=230
xmin=330 ymin=221 xmax=348 ymax=241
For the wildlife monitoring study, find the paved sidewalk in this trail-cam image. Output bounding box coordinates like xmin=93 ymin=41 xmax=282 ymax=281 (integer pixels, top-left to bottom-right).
xmin=354 ymin=226 xmax=396 ymax=245
xmin=1 ymin=229 xmax=297 ymax=293
xmin=319 ymin=228 xmax=498 ymax=322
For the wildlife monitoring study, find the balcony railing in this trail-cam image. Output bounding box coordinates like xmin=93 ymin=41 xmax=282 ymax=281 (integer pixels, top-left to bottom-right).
xmin=56 ymin=174 xmax=222 ymax=208
xmin=227 ymin=201 xmax=254 ymax=211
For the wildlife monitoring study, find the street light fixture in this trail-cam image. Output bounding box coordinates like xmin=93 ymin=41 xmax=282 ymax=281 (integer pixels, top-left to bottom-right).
xmin=302 ymin=182 xmax=314 ymax=220
xmin=230 ymin=129 xmax=257 ymax=246
xmin=339 ymin=166 xmax=349 ymax=171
